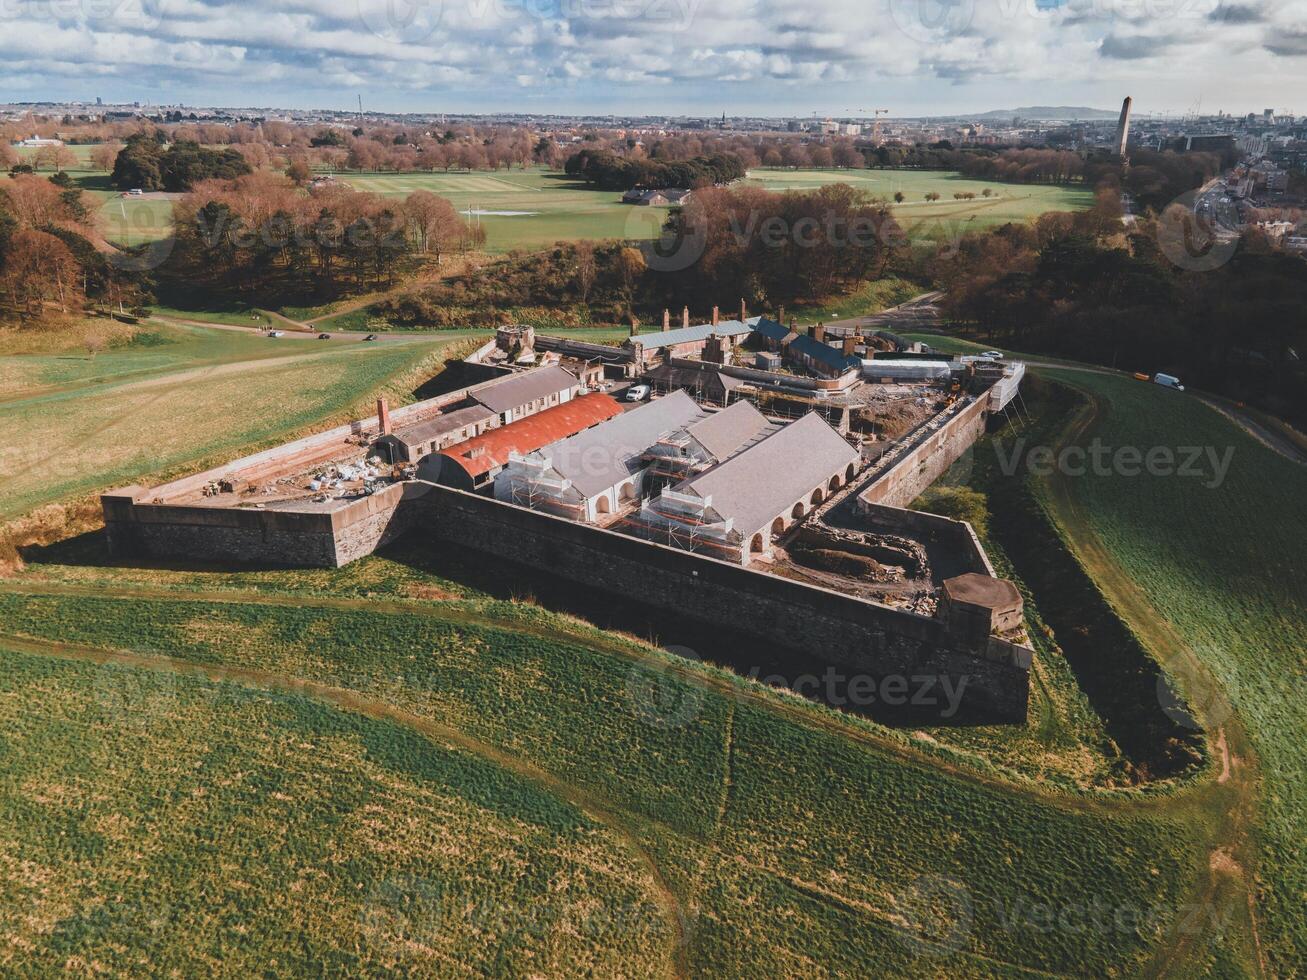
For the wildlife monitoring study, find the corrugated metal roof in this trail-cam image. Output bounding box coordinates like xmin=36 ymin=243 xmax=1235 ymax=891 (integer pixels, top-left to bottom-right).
xmin=472 ymin=366 xmax=580 ymax=414
xmin=535 ymin=390 xmax=705 ymax=497
xmin=435 ymin=393 xmax=623 ymax=480
xmin=680 ymin=412 xmax=859 ymax=535
xmin=684 ymin=400 xmax=773 ymax=461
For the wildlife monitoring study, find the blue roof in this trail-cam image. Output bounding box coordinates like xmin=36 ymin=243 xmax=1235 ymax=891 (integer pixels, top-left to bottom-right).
xmin=788 ymin=333 xmax=861 ymax=370
xmin=751 ymin=316 xmax=793 ymax=343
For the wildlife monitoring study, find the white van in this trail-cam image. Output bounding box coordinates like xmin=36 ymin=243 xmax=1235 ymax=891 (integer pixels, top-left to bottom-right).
xmin=1153 ymin=373 xmax=1185 ymax=391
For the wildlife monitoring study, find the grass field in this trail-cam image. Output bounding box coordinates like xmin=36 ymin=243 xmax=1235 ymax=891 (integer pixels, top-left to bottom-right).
xmin=0 ymin=568 xmax=1212 ymax=977
xmin=1030 ymin=369 xmax=1307 ymax=975
xmin=0 ymin=314 xmax=1294 ymax=973
xmin=335 ymin=167 xmax=1092 ymax=252
xmin=0 ymin=321 xmax=447 ymax=520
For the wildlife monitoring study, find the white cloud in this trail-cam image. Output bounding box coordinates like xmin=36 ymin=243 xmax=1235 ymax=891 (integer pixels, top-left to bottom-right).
xmin=0 ymin=0 xmax=1301 ymax=110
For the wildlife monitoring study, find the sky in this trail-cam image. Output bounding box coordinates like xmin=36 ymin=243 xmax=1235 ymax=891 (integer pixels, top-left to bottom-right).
xmin=3 ymin=0 xmax=1304 ymax=117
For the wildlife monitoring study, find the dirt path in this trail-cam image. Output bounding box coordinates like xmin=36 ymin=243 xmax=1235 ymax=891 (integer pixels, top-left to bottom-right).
xmin=1039 ymin=384 xmax=1265 ymax=978
xmin=0 ymin=628 xmax=691 ymax=978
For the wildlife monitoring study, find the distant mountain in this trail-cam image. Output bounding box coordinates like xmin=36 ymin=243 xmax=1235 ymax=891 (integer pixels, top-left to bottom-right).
xmin=967 ymin=106 xmax=1121 ymax=121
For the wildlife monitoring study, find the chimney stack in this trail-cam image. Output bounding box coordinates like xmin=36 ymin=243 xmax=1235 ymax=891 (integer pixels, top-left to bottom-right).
xmin=815 ymin=322 xmax=826 ymax=343
xmin=682 ymin=306 xmax=690 ymax=329
xmin=843 ymin=336 xmax=856 ymax=357
xmin=776 ymin=304 xmax=784 ymax=325
xmin=739 ymin=298 xmax=747 ymax=323
xmin=662 ymin=308 xmax=670 ymax=332
xmin=377 ymin=398 xmax=392 ymax=436
xmin=711 ymin=305 xmax=719 ymax=326
xmin=629 ymin=317 xmax=640 ymax=337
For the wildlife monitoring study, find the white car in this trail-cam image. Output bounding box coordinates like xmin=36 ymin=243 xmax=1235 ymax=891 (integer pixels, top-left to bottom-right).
xmin=625 ymin=384 xmax=651 ymax=402
xmin=980 ymin=350 xmax=1004 ymax=359
xmin=268 ymin=330 xmax=284 ymax=338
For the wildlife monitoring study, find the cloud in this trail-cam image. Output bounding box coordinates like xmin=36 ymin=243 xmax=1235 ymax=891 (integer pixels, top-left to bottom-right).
xmin=0 ymin=0 xmax=1301 ymax=109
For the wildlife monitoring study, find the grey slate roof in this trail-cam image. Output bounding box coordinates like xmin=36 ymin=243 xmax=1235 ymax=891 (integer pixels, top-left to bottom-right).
xmin=787 ymin=333 xmax=861 ymax=371
xmin=390 ymin=405 xmax=496 ymax=447
xmin=473 ymin=366 xmax=579 ymax=414
xmin=536 ymin=389 xmax=705 ymax=497
xmin=626 ymin=319 xmax=754 ymax=351
xmin=679 ymin=412 xmax=859 ymax=535
xmin=684 ymin=400 xmax=774 ymax=461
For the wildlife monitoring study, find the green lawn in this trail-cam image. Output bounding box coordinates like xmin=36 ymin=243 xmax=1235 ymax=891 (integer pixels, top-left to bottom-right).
xmin=1032 ymin=369 xmax=1307 ymax=975
xmin=338 ymin=167 xmax=1093 ymax=252
xmin=0 ymin=322 xmax=446 ymax=519
xmin=0 ymin=575 xmax=1211 ymax=978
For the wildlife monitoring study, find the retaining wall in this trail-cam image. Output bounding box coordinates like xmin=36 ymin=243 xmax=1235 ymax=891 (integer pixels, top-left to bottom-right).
xmin=421 ymin=485 xmax=1030 ymax=721
xmin=858 ymin=395 xmax=988 ymax=510
xmin=103 ymin=481 xmax=429 ymax=568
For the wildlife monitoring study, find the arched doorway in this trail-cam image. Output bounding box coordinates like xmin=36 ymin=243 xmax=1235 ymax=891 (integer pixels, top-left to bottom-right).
xmin=750 ymin=533 xmax=765 ymax=553
xmin=829 ymin=475 xmax=841 ymax=491
xmin=791 ymin=502 xmax=805 ymax=520
xmin=810 ymin=488 xmax=823 ymax=506
xmin=596 ymin=495 xmax=611 ymax=515
xmin=771 ymin=517 xmax=785 ymax=535
xmin=845 ymin=463 xmax=857 ymax=482
xmin=619 ymin=482 xmax=637 ymax=502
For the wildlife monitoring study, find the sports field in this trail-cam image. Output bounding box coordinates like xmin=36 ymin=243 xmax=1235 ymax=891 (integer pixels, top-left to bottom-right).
xmin=339 ymin=167 xmax=1093 ymax=251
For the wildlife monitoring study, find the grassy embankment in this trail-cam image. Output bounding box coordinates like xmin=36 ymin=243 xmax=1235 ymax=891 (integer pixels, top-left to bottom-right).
xmin=0 ymin=320 xmax=449 ymax=525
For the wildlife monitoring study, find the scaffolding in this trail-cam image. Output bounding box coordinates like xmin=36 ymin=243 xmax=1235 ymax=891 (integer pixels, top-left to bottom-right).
xmin=630 ymin=490 xmax=742 ymax=561
xmin=502 ymin=451 xmax=587 ymax=519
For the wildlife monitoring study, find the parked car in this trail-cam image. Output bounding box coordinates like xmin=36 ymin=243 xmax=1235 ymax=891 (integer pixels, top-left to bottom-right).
xmin=980 ymin=350 xmax=1004 ymax=359
xmin=625 ymin=384 xmax=651 ymax=402
xmin=317 ymin=333 xmax=331 ymax=340
xmin=268 ymin=330 xmax=284 ymax=338
xmin=363 ymin=334 xmax=378 ymax=342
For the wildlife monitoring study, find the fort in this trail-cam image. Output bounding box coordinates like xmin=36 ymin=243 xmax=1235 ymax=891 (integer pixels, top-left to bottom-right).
xmin=102 ymin=312 xmax=1033 ymax=722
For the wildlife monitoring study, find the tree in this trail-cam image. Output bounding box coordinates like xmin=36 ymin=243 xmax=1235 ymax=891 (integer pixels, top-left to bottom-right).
xmin=285 ymin=157 xmax=312 ymax=186
xmin=401 ymin=189 xmax=466 ymax=262
xmin=89 ymin=143 xmax=121 ymax=171
xmin=574 ymin=241 xmax=597 ymax=305
xmin=893 ymin=191 xmax=905 ymax=203
xmin=0 ymin=228 xmax=83 ymax=317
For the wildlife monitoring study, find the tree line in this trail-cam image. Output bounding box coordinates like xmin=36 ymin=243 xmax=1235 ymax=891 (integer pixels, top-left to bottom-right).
xmin=110 ymin=132 xmax=252 ymax=191
xmin=374 ymin=184 xmax=900 ymax=327
xmin=0 ymin=174 xmax=149 ymax=323
xmin=166 ymin=172 xmax=482 ymax=305
xmin=564 ymin=150 xmax=747 ymax=191
xmin=924 ymin=195 xmax=1306 ymax=423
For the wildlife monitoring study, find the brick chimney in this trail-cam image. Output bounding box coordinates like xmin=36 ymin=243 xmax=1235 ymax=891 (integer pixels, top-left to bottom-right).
xmin=662 ymin=308 xmax=670 ymax=332
xmin=629 ymin=317 xmax=640 ymax=337
xmin=843 ymin=336 xmax=857 ymax=357
xmin=711 ymin=305 xmax=719 ymax=326
xmin=739 ymin=298 xmax=747 ymax=323
xmin=814 ymin=322 xmax=826 ymax=343
xmin=377 ymin=398 xmax=392 ymax=436
xmin=776 ymin=304 xmax=784 ymax=325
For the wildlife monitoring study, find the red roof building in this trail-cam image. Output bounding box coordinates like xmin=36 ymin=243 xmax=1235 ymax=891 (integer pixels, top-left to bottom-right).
xmin=418 ymin=392 xmax=624 ymax=491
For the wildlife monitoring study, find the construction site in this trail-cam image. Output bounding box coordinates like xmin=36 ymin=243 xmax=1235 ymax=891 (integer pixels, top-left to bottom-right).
xmin=101 ymin=308 xmax=1034 ymax=721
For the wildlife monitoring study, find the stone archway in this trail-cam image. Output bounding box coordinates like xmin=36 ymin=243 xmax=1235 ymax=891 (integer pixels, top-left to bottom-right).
xmin=619 ymin=482 xmax=637 ymax=502
xmin=750 ymin=533 xmax=765 ymax=553
xmin=791 ymin=502 xmax=805 ymax=520
xmin=596 ymin=495 xmax=611 ymax=515
xmin=771 ymin=517 xmax=785 ymax=535
xmin=810 ymin=488 xmax=823 ymax=506
xmin=829 ymin=475 xmax=841 ymax=491
xmin=845 ymin=462 xmax=857 ymax=482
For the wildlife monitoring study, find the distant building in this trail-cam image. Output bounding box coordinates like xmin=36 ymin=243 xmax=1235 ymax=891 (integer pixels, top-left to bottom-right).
xmin=1114 ymin=96 xmax=1132 ymax=159
xmin=471 ymin=365 xmax=582 ymax=424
